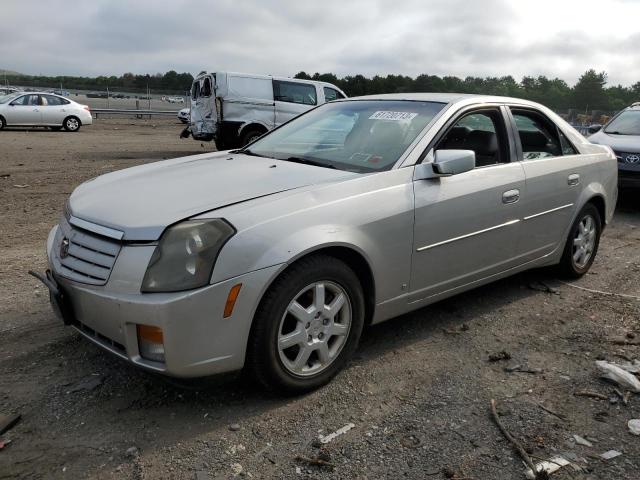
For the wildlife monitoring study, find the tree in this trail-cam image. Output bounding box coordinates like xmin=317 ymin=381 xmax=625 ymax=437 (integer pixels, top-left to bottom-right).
xmin=572 ymin=69 xmax=609 ymax=111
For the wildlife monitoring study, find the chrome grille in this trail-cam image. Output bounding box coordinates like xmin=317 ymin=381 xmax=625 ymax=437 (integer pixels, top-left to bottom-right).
xmin=53 ymin=217 xmax=121 ymax=285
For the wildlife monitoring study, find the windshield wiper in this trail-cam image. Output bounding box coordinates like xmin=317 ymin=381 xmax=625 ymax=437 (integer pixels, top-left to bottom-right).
xmin=605 ymin=131 xmax=632 ymax=135
xmin=282 ymin=156 xmax=336 ymax=169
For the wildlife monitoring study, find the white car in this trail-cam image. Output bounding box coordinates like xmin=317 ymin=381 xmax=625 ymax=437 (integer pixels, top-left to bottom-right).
xmin=0 ymin=92 xmax=92 ymax=132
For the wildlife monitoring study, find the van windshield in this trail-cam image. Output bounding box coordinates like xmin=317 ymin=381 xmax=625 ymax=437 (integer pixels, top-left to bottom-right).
xmin=245 ymin=100 xmax=445 ymax=173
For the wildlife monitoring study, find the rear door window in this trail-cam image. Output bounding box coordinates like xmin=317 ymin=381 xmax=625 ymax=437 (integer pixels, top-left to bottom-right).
xmin=510 ymin=108 xmax=571 ymax=159
xmin=274 ymin=80 xmax=317 ymax=105
xmin=42 ymin=95 xmax=69 ymax=106
xmin=201 ymin=77 xmax=212 ymax=97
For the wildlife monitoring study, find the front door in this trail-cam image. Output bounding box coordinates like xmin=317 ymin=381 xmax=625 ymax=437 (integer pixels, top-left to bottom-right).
xmin=273 ymin=80 xmax=318 ymax=126
xmin=410 ymin=107 xmax=525 ymax=302
xmin=6 ymin=94 xmax=42 ymax=125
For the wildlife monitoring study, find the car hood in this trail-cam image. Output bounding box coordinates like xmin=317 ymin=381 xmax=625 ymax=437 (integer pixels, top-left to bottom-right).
xmin=589 ymin=131 xmax=640 ymax=152
xmin=69 ymin=152 xmax=357 ymax=241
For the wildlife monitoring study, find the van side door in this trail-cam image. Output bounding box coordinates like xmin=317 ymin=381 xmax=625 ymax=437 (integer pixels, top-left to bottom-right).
xmin=273 ymin=80 xmax=318 ymax=126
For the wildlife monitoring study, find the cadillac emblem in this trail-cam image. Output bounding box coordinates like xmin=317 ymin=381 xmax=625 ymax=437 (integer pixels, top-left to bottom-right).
xmin=60 ymin=238 xmax=70 ymax=258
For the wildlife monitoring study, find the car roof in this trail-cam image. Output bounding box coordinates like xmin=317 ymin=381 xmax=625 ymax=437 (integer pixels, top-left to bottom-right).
xmin=345 ymin=92 xmax=546 ymax=108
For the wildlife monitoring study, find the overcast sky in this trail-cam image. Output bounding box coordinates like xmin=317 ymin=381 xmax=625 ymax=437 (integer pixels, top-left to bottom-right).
xmin=2 ymin=0 xmax=639 ymax=86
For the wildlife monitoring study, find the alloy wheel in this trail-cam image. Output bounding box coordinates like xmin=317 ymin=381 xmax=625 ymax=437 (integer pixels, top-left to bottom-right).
xmin=572 ymin=214 xmax=596 ymax=269
xmin=277 ymin=281 xmax=352 ymax=377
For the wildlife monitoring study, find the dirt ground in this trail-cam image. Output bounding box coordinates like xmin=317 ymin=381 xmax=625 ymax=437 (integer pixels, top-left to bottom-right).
xmin=0 ymin=119 xmax=639 ymax=480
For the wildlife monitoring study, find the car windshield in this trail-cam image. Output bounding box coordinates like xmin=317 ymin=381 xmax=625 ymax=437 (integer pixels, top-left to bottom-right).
xmin=0 ymin=93 xmax=21 ymax=104
xmin=246 ymin=100 xmax=446 ymax=173
xmin=604 ymin=109 xmax=640 ymax=135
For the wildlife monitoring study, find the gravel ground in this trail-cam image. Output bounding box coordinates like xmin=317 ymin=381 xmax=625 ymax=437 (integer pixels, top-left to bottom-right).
xmin=0 ymin=119 xmax=639 ymax=480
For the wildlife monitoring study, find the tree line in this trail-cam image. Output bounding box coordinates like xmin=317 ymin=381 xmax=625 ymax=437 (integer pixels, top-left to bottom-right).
xmin=2 ymin=70 xmax=194 ymax=95
xmin=296 ymin=69 xmax=640 ymax=113
xmin=4 ymin=68 xmax=639 ymax=112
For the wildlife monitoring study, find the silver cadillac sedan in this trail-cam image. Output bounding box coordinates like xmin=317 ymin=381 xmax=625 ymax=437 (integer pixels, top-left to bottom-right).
xmin=34 ymin=93 xmax=617 ymax=394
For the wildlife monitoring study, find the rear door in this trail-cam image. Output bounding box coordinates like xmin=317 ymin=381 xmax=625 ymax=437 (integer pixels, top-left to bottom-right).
xmin=507 ymin=107 xmax=583 ymax=262
xmin=190 ymin=74 xmax=217 ymax=139
xmin=41 ymin=94 xmax=69 ymax=125
xmin=273 ymin=80 xmax=318 ymax=126
xmin=410 ymin=106 xmax=525 ymax=301
xmin=5 ymin=94 xmax=42 ymax=125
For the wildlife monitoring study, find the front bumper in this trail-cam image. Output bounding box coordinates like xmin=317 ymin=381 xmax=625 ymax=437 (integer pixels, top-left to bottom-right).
xmin=45 ymin=226 xmax=282 ymax=377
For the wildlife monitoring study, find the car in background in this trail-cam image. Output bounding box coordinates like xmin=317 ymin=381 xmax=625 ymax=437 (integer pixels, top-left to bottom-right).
xmin=167 ymin=96 xmax=184 ymax=104
xmin=0 ymin=86 xmax=21 ymax=95
xmin=0 ymin=92 xmax=92 ymax=132
xmin=589 ymin=102 xmax=640 ymax=188
xmin=186 ymin=71 xmax=346 ymax=149
xmin=35 ymin=93 xmax=616 ymax=394
xmin=177 ymin=107 xmax=190 ymax=124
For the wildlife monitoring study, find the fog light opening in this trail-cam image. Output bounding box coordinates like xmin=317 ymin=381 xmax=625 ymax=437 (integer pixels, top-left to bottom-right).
xmin=223 ymin=283 xmax=242 ymax=318
xmin=137 ymin=324 xmax=165 ymax=363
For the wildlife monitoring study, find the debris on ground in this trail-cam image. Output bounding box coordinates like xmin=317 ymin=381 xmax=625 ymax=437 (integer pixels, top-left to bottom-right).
xmin=617 ymin=360 xmax=640 ymax=374
xmin=572 ymin=434 xmax=593 ymax=447
xmin=66 ymin=375 xmax=103 ymax=393
xmin=125 ymin=446 xmax=139 ymax=458
xmin=490 ymin=399 xmax=547 ymax=479
xmin=443 ymin=324 xmax=470 ymax=334
xmin=629 ymin=419 xmax=640 ymax=436
xmin=600 ymin=450 xmax=622 ymax=460
xmin=12 ymin=184 xmax=29 ymax=188
xmin=537 ymin=404 xmax=567 ymax=421
xmin=318 ymin=423 xmax=355 ymax=444
xmin=0 ymin=438 xmax=13 ymax=450
xmin=229 ymin=423 xmax=241 ymax=431
xmin=595 ymin=360 xmax=640 ymax=392
xmin=505 ymin=364 xmax=543 ymax=374
xmin=574 ymin=390 xmax=609 ymax=400
xmin=230 ymin=463 xmax=243 ymax=475
xmin=0 ymin=173 xmax=10 ymax=178
xmin=295 ymin=450 xmax=333 ymax=468
xmin=524 ymin=456 xmax=570 ymax=480
xmin=0 ymin=414 xmax=21 ymax=435
xmin=528 ymin=281 xmax=560 ymax=295
xmin=488 ymin=350 xmax=512 ymax=362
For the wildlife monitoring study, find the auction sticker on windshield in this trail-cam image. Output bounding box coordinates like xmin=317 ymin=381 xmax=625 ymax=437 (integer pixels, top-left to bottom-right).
xmin=369 ymin=111 xmax=418 ymax=121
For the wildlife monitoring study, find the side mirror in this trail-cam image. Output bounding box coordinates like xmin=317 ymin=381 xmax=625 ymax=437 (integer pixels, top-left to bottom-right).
xmin=588 ymin=124 xmax=602 ymax=134
xmin=414 ymin=149 xmax=476 ymax=180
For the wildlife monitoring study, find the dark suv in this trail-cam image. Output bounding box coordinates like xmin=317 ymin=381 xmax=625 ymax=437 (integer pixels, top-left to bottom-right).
xmin=589 ymin=103 xmax=640 ymax=188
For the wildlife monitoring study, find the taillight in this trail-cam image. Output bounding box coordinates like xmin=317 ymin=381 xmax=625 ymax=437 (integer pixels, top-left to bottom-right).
xmin=83 ymin=105 xmax=90 ymax=112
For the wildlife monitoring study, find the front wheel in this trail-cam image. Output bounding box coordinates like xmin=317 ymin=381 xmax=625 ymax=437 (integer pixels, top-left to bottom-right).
xmin=0 ymin=115 xmax=5 ymax=130
xmin=63 ymin=116 xmax=81 ymax=132
xmin=246 ymin=255 xmax=365 ymax=395
xmin=558 ymin=203 xmax=602 ymax=278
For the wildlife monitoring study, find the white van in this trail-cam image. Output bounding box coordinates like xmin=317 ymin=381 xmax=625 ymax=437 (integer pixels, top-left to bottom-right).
xmin=185 ymin=71 xmax=347 ymax=149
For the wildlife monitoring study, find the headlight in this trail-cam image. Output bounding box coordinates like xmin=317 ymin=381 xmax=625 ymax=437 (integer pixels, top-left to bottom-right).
xmin=141 ymin=219 xmax=235 ymax=293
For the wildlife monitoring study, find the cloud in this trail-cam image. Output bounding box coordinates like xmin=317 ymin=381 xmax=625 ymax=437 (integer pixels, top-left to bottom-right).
xmin=1 ymin=0 xmax=639 ymax=86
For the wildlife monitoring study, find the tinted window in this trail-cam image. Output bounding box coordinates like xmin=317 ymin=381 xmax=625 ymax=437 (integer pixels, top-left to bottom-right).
xmin=274 ymin=80 xmax=317 ymax=105
xmin=511 ymin=109 xmax=563 ymax=159
xmin=437 ymin=109 xmax=508 ymax=167
xmin=191 ymin=80 xmax=200 ymax=100
xmin=604 ymin=109 xmax=640 ymax=136
xmin=323 ymin=87 xmax=344 ymax=102
xmin=249 ymin=100 xmax=445 ymax=173
xmin=42 ymin=95 xmax=69 ymax=106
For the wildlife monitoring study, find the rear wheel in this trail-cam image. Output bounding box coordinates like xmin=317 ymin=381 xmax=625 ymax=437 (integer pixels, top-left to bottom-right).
xmin=246 ymin=255 xmax=365 ymax=395
xmin=558 ymin=203 xmax=601 ymax=278
xmin=241 ymin=127 xmax=265 ymax=146
xmin=63 ymin=116 xmax=81 ymax=132
xmin=0 ymin=115 xmax=5 ymax=130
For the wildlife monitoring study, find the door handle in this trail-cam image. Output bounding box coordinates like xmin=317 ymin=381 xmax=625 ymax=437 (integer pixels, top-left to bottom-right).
xmin=502 ymin=189 xmax=520 ymax=204
xmin=568 ymin=174 xmax=580 ymax=186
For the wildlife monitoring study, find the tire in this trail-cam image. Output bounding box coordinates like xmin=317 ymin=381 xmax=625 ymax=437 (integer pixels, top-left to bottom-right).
xmin=558 ymin=203 xmax=602 ymax=278
xmin=246 ymin=255 xmax=365 ymax=395
xmin=63 ymin=116 xmax=81 ymax=132
xmin=240 ymin=128 xmax=265 ymax=147
xmin=0 ymin=115 xmax=5 ymax=130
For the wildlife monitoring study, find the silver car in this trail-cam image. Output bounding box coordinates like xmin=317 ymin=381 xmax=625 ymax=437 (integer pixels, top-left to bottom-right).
xmin=0 ymin=92 xmax=92 ymax=132
xmin=34 ymin=93 xmax=617 ymax=394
